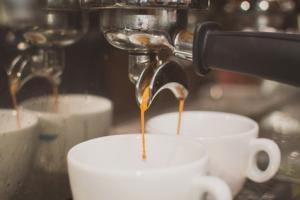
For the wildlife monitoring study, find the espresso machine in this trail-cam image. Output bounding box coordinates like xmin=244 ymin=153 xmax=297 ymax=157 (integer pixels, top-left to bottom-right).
xmin=1 ymin=0 xmax=300 ymax=199
xmin=2 ymin=0 xmax=300 ymax=107
xmin=0 ymin=0 xmax=87 ymax=94
xmin=78 ymin=0 xmax=300 ymax=109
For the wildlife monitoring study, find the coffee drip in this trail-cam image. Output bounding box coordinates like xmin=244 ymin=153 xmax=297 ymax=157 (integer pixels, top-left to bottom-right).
xmin=9 ymin=78 xmax=21 ymax=128
xmin=176 ymin=86 xmax=186 ymax=135
xmin=140 ymin=86 xmax=150 ymax=160
xmin=139 ymin=84 xmax=186 ymax=160
xmin=134 ymin=55 xmax=187 ymax=159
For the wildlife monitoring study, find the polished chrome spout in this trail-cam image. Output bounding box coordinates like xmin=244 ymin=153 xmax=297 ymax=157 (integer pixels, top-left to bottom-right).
xmin=134 ymin=56 xmax=188 ymax=107
xmin=6 ymin=48 xmax=64 ymax=91
xmin=173 ymin=30 xmax=193 ymax=61
xmin=128 ymin=54 xmax=159 ymax=84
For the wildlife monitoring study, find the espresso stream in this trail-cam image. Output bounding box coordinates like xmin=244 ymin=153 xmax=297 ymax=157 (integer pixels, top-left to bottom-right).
xmin=9 ymin=78 xmax=21 ymax=128
xmin=140 ymin=86 xmax=150 ymax=160
xmin=176 ymin=86 xmax=186 ymax=135
xmin=9 ymin=78 xmax=60 ymax=128
xmin=177 ymin=99 xmax=185 ymax=135
xmin=53 ymin=84 xmax=59 ymax=113
xmin=139 ymin=86 xmax=186 ymax=160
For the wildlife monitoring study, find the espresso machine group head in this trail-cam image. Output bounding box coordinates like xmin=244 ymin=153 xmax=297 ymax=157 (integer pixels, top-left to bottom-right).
xmin=80 ymin=0 xmax=300 ymax=108
xmin=98 ymin=7 xmax=193 ymax=107
xmin=1 ymin=0 xmax=88 ymax=91
xmin=81 ymin=0 xmax=209 ymax=107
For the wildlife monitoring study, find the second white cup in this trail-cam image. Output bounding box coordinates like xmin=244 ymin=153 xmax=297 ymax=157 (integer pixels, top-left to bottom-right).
xmin=21 ymin=94 xmax=113 ymax=173
xmin=146 ymin=111 xmax=281 ymax=196
xmin=0 ymin=109 xmax=38 ymax=199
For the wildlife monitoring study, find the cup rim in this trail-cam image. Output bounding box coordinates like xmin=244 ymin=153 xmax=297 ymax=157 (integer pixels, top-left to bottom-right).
xmin=20 ymin=93 xmax=113 ymax=116
xmin=67 ymin=134 xmax=208 ymax=176
xmin=0 ymin=109 xmax=38 ymax=135
xmin=146 ymin=111 xmax=259 ymax=139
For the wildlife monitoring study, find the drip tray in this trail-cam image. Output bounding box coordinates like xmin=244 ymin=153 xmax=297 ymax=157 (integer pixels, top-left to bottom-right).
xmin=235 ymin=180 xmax=294 ymax=200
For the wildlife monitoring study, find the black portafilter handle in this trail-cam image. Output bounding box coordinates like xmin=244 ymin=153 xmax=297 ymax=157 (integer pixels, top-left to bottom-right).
xmin=193 ymin=22 xmax=300 ymax=87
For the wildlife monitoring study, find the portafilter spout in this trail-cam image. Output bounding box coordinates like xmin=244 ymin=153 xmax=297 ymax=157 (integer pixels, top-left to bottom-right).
xmin=2 ymin=0 xmax=88 ymax=95
xmin=6 ymin=48 xmax=64 ymax=92
xmin=129 ymin=54 xmax=188 ymax=108
xmin=98 ymin=8 xmax=190 ymax=107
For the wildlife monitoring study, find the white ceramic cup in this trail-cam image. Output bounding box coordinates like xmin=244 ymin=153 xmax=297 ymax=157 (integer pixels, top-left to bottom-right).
xmin=146 ymin=111 xmax=281 ymax=196
xmin=68 ymin=134 xmax=232 ymax=200
xmin=0 ymin=109 xmax=38 ymax=199
xmin=21 ymin=94 xmax=113 ymax=173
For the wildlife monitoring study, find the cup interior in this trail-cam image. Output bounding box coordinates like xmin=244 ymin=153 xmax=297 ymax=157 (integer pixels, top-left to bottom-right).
xmin=68 ymin=134 xmax=206 ymax=172
xmin=21 ymin=94 xmax=112 ymax=114
xmin=0 ymin=109 xmax=38 ymax=134
xmin=146 ymin=111 xmax=258 ymax=138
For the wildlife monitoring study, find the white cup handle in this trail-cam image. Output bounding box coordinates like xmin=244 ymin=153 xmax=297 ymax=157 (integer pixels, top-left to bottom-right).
xmin=191 ymin=176 xmax=232 ymax=200
xmin=247 ymin=138 xmax=281 ymax=182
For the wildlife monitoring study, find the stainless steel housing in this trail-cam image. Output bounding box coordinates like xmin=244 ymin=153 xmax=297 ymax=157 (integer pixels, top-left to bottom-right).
xmin=80 ymin=0 xmax=209 ymax=9
xmin=99 ymin=8 xmax=188 ymax=54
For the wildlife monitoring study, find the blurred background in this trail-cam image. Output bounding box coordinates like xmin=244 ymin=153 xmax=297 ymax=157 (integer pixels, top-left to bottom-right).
xmin=1 ymin=0 xmax=300 ymax=199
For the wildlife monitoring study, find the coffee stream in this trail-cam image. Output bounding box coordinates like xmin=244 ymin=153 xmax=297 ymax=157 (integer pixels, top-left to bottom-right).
xmin=139 ymin=85 xmax=186 ymax=160
xmin=176 ymin=99 xmax=185 ymax=135
xmin=176 ymin=86 xmax=186 ymax=135
xmin=9 ymin=77 xmax=60 ymax=128
xmin=53 ymin=84 xmax=59 ymax=112
xmin=140 ymin=86 xmax=150 ymax=161
xmin=9 ymin=78 xmax=21 ymax=128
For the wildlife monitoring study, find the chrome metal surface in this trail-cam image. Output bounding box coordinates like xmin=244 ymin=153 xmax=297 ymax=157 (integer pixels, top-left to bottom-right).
xmin=47 ymin=0 xmax=80 ymax=9
xmin=128 ymin=54 xmax=160 ymax=84
xmin=1 ymin=0 xmax=87 ymax=47
xmin=99 ymin=8 xmax=193 ymax=107
xmin=22 ymin=10 xmax=87 ymax=47
xmin=173 ymin=30 xmax=193 ymax=61
xmin=81 ymin=0 xmax=209 ymax=9
xmin=99 ymin=9 xmax=202 ymax=61
xmin=135 ymin=58 xmax=188 ymax=107
xmin=6 ymin=48 xmax=64 ymax=91
xmin=100 ymin=9 xmax=186 ymax=53
xmin=0 ymin=0 xmax=44 ymax=28
xmin=1 ymin=0 xmax=87 ymax=94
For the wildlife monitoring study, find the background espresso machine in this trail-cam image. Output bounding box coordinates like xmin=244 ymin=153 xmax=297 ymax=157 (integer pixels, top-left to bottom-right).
xmin=1 ymin=0 xmax=300 ymax=199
